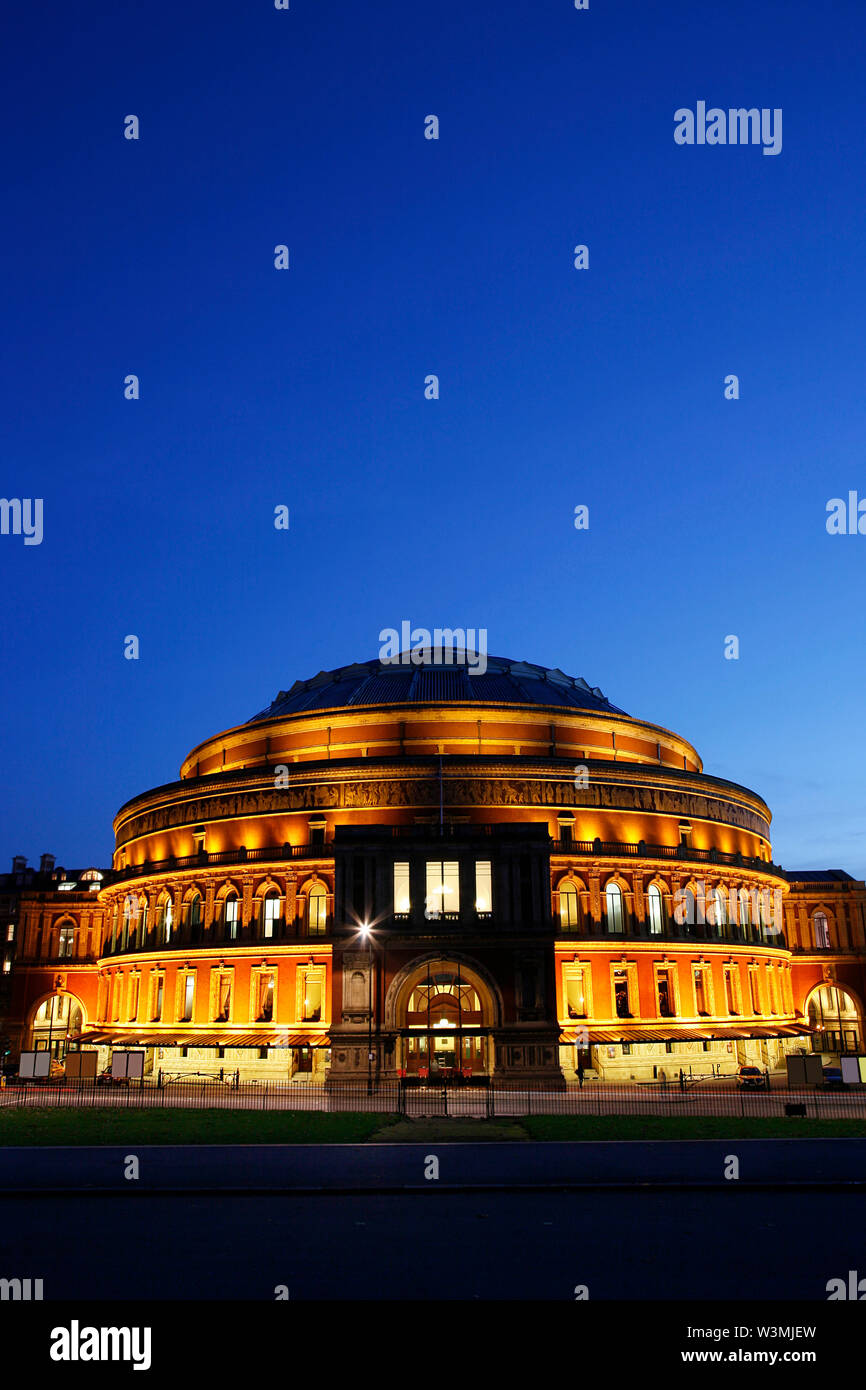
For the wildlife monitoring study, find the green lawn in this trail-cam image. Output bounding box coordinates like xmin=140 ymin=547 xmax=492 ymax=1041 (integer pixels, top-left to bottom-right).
xmin=2 ymin=1108 xmax=865 ymax=1146
xmin=0 ymin=1108 xmax=399 ymax=1146
xmin=521 ymin=1115 xmax=866 ymax=1141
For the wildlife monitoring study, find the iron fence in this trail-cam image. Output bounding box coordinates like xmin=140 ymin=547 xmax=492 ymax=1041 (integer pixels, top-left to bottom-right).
xmin=2 ymin=1076 xmax=865 ymax=1120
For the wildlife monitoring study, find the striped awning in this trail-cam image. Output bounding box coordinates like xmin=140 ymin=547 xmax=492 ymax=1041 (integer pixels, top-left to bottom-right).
xmin=560 ymin=1023 xmax=814 ymax=1045
xmin=75 ymin=1030 xmax=330 ymax=1049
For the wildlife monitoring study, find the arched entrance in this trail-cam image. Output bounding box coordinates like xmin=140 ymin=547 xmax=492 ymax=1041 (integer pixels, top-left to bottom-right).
xmin=806 ymin=983 xmax=861 ymax=1054
xmin=390 ymin=957 xmax=499 ymax=1080
xmin=29 ymin=993 xmax=84 ymax=1061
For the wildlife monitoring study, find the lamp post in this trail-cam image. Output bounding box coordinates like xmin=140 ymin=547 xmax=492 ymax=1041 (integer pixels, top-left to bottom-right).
xmin=360 ymin=923 xmax=373 ymax=1095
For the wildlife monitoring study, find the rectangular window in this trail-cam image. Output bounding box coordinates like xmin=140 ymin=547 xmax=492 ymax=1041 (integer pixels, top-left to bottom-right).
xmin=565 ymin=970 xmax=587 ymax=1019
xmin=129 ymin=976 xmax=140 ymax=1022
xmin=693 ymin=967 xmax=708 ymax=1016
xmin=613 ymin=967 xmax=631 ymax=1019
xmin=303 ymin=977 xmax=323 ymax=1022
xmin=6 ymin=924 xmax=14 ymax=942
xmin=256 ymin=972 xmax=274 ymax=1022
xmin=393 ymin=862 xmax=411 ymax=914
xmin=2 ymin=956 xmax=11 ymax=974
xmin=749 ymin=970 xmax=762 ymax=1015
xmin=559 ymin=824 xmax=573 ymax=847
xmin=724 ymin=966 xmax=740 ymax=1016
xmin=215 ymin=975 xmax=232 ymax=1022
xmin=58 ymin=926 xmax=74 ymax=958
xmin=181 ymin=974 xmax=195 ymax=1023
xmin=474 ymin=861 xmax=492 ymax=914
xmin=657 ymin=970 xmax=674 ymax=1018
xmin=153 ymin=976 xmax=164 ymax=1022
xmin=621 ymin=1042 xmax=632 ymax=1056
xmin=425 ymin=861 xmax=460 ymax=917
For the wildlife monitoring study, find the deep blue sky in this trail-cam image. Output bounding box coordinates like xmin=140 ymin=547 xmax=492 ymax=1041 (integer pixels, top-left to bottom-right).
xmin=2 ymin=0 xmax=865 ymax=875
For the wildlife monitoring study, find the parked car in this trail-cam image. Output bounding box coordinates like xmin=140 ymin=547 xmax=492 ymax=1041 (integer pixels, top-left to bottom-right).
xmin=822 ymin=1066 xmax=844 ymax=1090
xmin=736 ymin=1065 xmax=765 ymax=1090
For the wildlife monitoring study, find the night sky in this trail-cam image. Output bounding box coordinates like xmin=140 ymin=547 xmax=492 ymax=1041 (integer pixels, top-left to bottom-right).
xmin=2 ymin=0 xmax=865 ymax=874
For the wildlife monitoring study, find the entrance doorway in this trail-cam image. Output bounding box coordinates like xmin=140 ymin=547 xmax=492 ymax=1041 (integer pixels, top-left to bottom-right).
xmin=399 ymin=967 xmax=489 ymax=1079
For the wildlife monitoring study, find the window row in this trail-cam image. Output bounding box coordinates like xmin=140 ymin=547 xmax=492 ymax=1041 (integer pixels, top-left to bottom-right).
xmin=111 ymin=881 xmax=330 ymax=948
xmin=558 ymin=881 xmax=782 ymax=934
xmin=392 ymin=860 xmax=492 ymax=918
xmin=562 ymin=959 xmax=792 ymax=1022
xmin=102 ymin=964 xmax=327 ymax=1026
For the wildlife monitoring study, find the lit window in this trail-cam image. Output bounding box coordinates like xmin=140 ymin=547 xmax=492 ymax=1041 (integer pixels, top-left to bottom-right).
xmin=813 ymin=912 xmax=830 ymax=949
xmin=393 ymin=862 xmax=411 ymax=914
xmin=6 ymin=924 xmax=14 ymax=942
xmin=256 ymin=973 xmax=274 ymax=1022
xmin=565 ymin=969 xmax=586 ymax=1018
xmin=303 ymin=977 xmax=323 ymax=1022
xmin=425 ymin=861 xmax=460 ymax=917
xmin=475 ymin=861 xmax=492 ymax=914
xmin=713 ymin=889 xmax=726 ymax=933
xmin=223 ymin=894 xmax=239 ymax=939
xmin=214 ymin=975 xmax=232 ymax=1023
xmin=560 ymin=882 xmax=580 ymax=929
xmin=647 ymin=885 xmax=664 ymax=935
xmin=180 ymin=974 xmax=195 ymax=1022
xmin=262 ymin=892 xmax=281 ymax=939
xmin=307 ymin=884 xmax=327 ymax=935
xmin=605 ymin=883 xmax=624 ymax=933
xmin=58 ymin=926 xmax=75 ymax=958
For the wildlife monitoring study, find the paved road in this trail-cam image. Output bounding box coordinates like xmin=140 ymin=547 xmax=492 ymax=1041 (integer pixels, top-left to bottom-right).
xmin=2 ymin=1139 xmax=866 ymax=1191
xmin=0 ymin=1187 xmax=862 ymax=1300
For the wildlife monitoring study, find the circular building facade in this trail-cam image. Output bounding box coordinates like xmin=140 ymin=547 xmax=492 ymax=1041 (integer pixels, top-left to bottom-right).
xmin=76 ymin=653 xmax=809 ymax=1085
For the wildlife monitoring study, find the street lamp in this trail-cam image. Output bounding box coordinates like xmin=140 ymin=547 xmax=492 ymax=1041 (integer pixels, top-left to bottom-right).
xmin=359 ymin=923 xmax=373 ymax=1095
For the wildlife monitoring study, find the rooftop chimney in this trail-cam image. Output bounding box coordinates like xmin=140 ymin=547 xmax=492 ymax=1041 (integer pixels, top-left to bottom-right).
xmin=12 ymin=855 xmax=26 ymax=872
xmin=40 ymin=853 xmax=56 ymax=874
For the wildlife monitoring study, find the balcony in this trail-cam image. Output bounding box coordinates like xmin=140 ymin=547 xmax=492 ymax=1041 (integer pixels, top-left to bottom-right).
xmin=112 ymin=841 xmax=332 ymax=883
xmin=101 ymin=919 xmax=331 ymax=957
xmin=551 ymin=838 xmax=787 ymax=880
xmin=557 ymin=917 xmax=787 ymax=949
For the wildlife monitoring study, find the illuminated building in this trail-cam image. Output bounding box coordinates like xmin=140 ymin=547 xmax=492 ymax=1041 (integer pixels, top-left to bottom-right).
xmin=4 ymin=654 xmax=866 ymax=1084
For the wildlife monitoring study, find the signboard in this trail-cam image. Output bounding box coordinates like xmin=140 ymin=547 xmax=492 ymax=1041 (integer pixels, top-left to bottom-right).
xmin=111 ymin=1050 xmax=145 ymax=1080
xmin=18 ymin=1051 xmax=50 ymax=1079
xmin=65 ymin=1051 xmax=98 ymax=1080
xmin=841 ymin=1056 xmax=863 ymax=1085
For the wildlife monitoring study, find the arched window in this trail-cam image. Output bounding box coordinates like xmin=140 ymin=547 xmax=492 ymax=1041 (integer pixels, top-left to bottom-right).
xmin=222 ymin=892 xmax=239 ymax=940
xmin=262 ymin=890 xmax=281 ymax=939
xmin=647 ymin=885 xmax=664 ymax=935
xmin=813 ymin=912 xmax=830 ymax=949
xmin=307 ymin=883 xmax=327 ymax=936
xmin=738 ymin=889 xmax=750 ymax=928
xmin=138 ymin=897 xmax=149 ymax=944
xmin=156 ymin=894 xmax=173 ymax=943
xmin=559 ymin=882 xmax=580 ymax=929
xmin=682 ymin=887 xmax=697 ymax=928
xmin=189 ymin=893 xmax=202 ymax=929
xmin=713 ymin=889 xmax=727 ymax=934
xmin=605 ymin=882 xmax=624 ymax=934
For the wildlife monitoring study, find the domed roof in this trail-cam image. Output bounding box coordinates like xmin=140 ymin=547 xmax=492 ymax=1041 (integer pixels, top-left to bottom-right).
xmin=246 ymin=656 xmax=628 ymax=723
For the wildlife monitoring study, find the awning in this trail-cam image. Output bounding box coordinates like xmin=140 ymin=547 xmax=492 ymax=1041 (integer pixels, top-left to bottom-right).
xmin=560 ymin=1023 xmax=814 ymax=1045
xmin=75 ymin=1030 xmax=330 ymax=1049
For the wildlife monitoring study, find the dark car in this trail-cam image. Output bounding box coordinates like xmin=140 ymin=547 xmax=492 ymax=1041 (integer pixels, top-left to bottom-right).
xmin=736 ymin=1065 xmax=765 ymax=1090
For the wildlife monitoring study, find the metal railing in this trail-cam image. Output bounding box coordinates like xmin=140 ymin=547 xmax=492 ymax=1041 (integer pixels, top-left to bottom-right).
xmin=3 ymin=1075 xmax=865 ymax=1119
